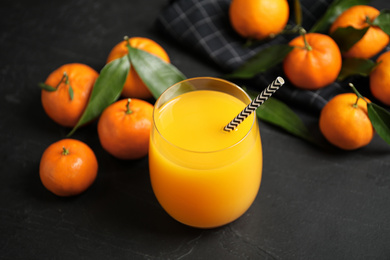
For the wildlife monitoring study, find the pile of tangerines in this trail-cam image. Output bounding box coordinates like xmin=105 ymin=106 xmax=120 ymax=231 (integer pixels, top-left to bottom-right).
xmin=230 ymin=0 xmax=390 ymax=150
xmin=38 ymin=0 xmax=390 ymax=197
xmin=39 ymin=37 xmax=169 ymax=197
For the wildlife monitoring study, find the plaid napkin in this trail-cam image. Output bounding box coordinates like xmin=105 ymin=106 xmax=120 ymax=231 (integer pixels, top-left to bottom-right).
xmin=156 ymin=0 xmax=350 ymax=113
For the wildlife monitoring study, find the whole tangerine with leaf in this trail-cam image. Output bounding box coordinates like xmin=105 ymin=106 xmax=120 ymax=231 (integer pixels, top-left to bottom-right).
xmin=106 ymin=37 xmax=170 ymax=99
xmin=229 ymin=0 xmax=289 ymax=41
xmin=329 ymin=5 xmax=389 ymax=59
xmin=283 ymin=29 xmax=342 ymax=90
xmin=97 ymin=98 xmax=154 ymax=160
xmin=319 ymin=89 xmax=374 ymax=150
xmin=40 ymin=63 xmax=99 ymax=127
xmin=39 ymin=138 xmax=98 ymax=197
xmin=370 ymin=50 xmax=390 ymax=106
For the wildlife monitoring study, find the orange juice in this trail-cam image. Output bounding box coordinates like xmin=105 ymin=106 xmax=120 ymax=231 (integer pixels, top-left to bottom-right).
xmin=149 ymin=78 xmax=262 ymax=228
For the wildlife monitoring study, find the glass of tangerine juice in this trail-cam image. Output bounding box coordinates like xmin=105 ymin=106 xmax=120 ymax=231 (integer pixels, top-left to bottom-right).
xmin=149 ymin=77 xmax=262 ymax=228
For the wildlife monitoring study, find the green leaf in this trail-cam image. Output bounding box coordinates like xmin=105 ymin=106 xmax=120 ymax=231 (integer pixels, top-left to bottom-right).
xmin=330 ymin=26 xmax=369 ymax=52
xmin=310 ymin=0 xmax=370 ymax=33
xmin=338 ymin=58 xmax=377 ymax=81
xmin=294 ymin=0 xmax=302 ymax=26
xmin=127 ymin=45 xmax=186 ymax=99
xmin=256 ymin=98 xmax=317 ymax=144
xmin=226 ymin=44 xmax=293 ymax=79
xmin=367 ymin=102 xmax=390 ymax=145
xmin=67 ymin=55 xmax=130 ymax=136
xmin=38 ymin=82 xmax=57 ymax=92
xmin=246 ymin=89 xmax=318 ymax=145
xmin=372 ymin=9 xmax=390 ymax=35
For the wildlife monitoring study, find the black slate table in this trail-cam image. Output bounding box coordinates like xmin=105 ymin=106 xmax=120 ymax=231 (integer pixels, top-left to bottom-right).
xmin=1 ymin=0 xmax=390 ymax=259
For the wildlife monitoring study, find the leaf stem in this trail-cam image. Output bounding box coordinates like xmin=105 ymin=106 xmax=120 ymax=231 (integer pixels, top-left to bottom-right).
xmin=294 ymin=0 xmax=302 ymax=27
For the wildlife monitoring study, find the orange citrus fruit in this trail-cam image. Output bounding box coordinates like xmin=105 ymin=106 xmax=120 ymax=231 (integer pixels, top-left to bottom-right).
xmin=370 ymin=50 xmax=390 ymax=106
xmin=41 ymin=63 xmax=99 ymax=127
xmin=39 ymin=139 xmax=98 ymax=196
xmin=329 ymin=5 xmax=389 ymax=59
xmin=106 ymin=37 xmax=170 ymax=99
xmin=97 ymin=98 xmax=154 ymax=160
xmin=283 ymin=31 xmax=342 ymax=90
xmin=229 ymin=0 xmax=289 ymax=40
xmin=319 ymin=93 xmax=374 ymax=150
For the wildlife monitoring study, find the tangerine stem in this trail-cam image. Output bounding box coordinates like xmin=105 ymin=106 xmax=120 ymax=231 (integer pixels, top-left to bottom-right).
xmin=63 ymin=72 xmax=74 ymax=101
xmin=64 ymin=72 xmax=71 ymax=85
xmin=126 ymin=98 xmax=133 ymax=114
xmin=123 ymin=35 xmax=133 ymax=64
xmin=124 ymin=35 xmax=130 ymax=46
xmin=365 ymin=16 xmax=374 ymax=26
xmin=353 ymin=95 xmax=360 ymax=108
xmin=62 ymin=146 xmax=69 ymax=155
xmin=54 ymin=73 xmax=67 ymax=89
xmin=349 ymin=83 xmax=368 ymax=107
xmin=244 ymin=39 xmax=254 ymax=48
xmin=280 ymin=24 xmax=301 ymax=35
xmin=299 ymin=28 xmax=312 ymax=51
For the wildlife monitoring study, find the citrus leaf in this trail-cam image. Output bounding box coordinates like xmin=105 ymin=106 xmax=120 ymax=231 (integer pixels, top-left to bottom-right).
xmin=367 ymin=102 xmax=390 ymax=145
xmin=38 ymin=82 xmax=57 ymax=92
xmin=310 ymin=0 xmax=370 ymax=33
xmin=338 ymin=58 xmax=377 ymax=81
xmin=256 ymin=97 xmax=319 ymax=145
xmin=246 ymin=89 xmax=318 ymax=145
xmin=226 ymin=44 xmax=293 ymax=79
xmin=127 ymin=45 xmax=186 ymax=99
xmin=67 ymin=55 xmax=130 ymax=136
xmin=330 ymin=26 xmax=369 ymax=52
xmin=372 ymin=9 xmax=390 ymax=35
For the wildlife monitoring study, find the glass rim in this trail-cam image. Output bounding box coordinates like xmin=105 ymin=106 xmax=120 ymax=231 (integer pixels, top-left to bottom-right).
xmin=153 ymin=77 xmax=256 ymax=154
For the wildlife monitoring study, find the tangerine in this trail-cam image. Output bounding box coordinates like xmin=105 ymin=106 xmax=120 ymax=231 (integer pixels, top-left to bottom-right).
xmin=329 ymin=5 xmax=389 ymax=59
xmin=229 ymin=0 xmax=289 ymax=40
xmin=97 ymin=98 xmax=154 ymax=160
xmin=41 ymin=63 xmax=99 ymax=127
xmin=106 ymin=37 xmax=170 ymax=99
xmin=39 ymin=139 xmax=98 ymax=196
xmin=370 ymin=50 xmax=390 ymax=106
xmin=283 ymin=31 xmax=342 ymax=90
xmin=319 ymin=93 xmax=374 ymax=150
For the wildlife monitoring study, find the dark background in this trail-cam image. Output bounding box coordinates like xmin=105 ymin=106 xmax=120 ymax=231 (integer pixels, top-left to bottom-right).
xmin=1 ymin=0 xmax=390 ymax=259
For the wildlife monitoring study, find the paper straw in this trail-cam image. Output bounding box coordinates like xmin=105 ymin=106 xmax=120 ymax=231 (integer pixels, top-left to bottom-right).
xmin=224 ymin=76 xmax=285 ymax=132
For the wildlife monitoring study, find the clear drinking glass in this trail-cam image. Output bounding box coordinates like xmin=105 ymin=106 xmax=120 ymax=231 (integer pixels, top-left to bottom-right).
xmin=149 ymin=77 xmax=262 ymax=228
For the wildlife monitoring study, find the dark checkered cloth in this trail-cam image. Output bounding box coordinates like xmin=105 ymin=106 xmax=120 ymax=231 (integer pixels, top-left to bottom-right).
xmin=156 ymin=0 xmax=353 ymax=114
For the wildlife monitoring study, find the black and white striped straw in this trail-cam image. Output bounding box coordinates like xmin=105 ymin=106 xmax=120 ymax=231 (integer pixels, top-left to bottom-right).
xmin=224 ymin=76 xmax=285 ymax=132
